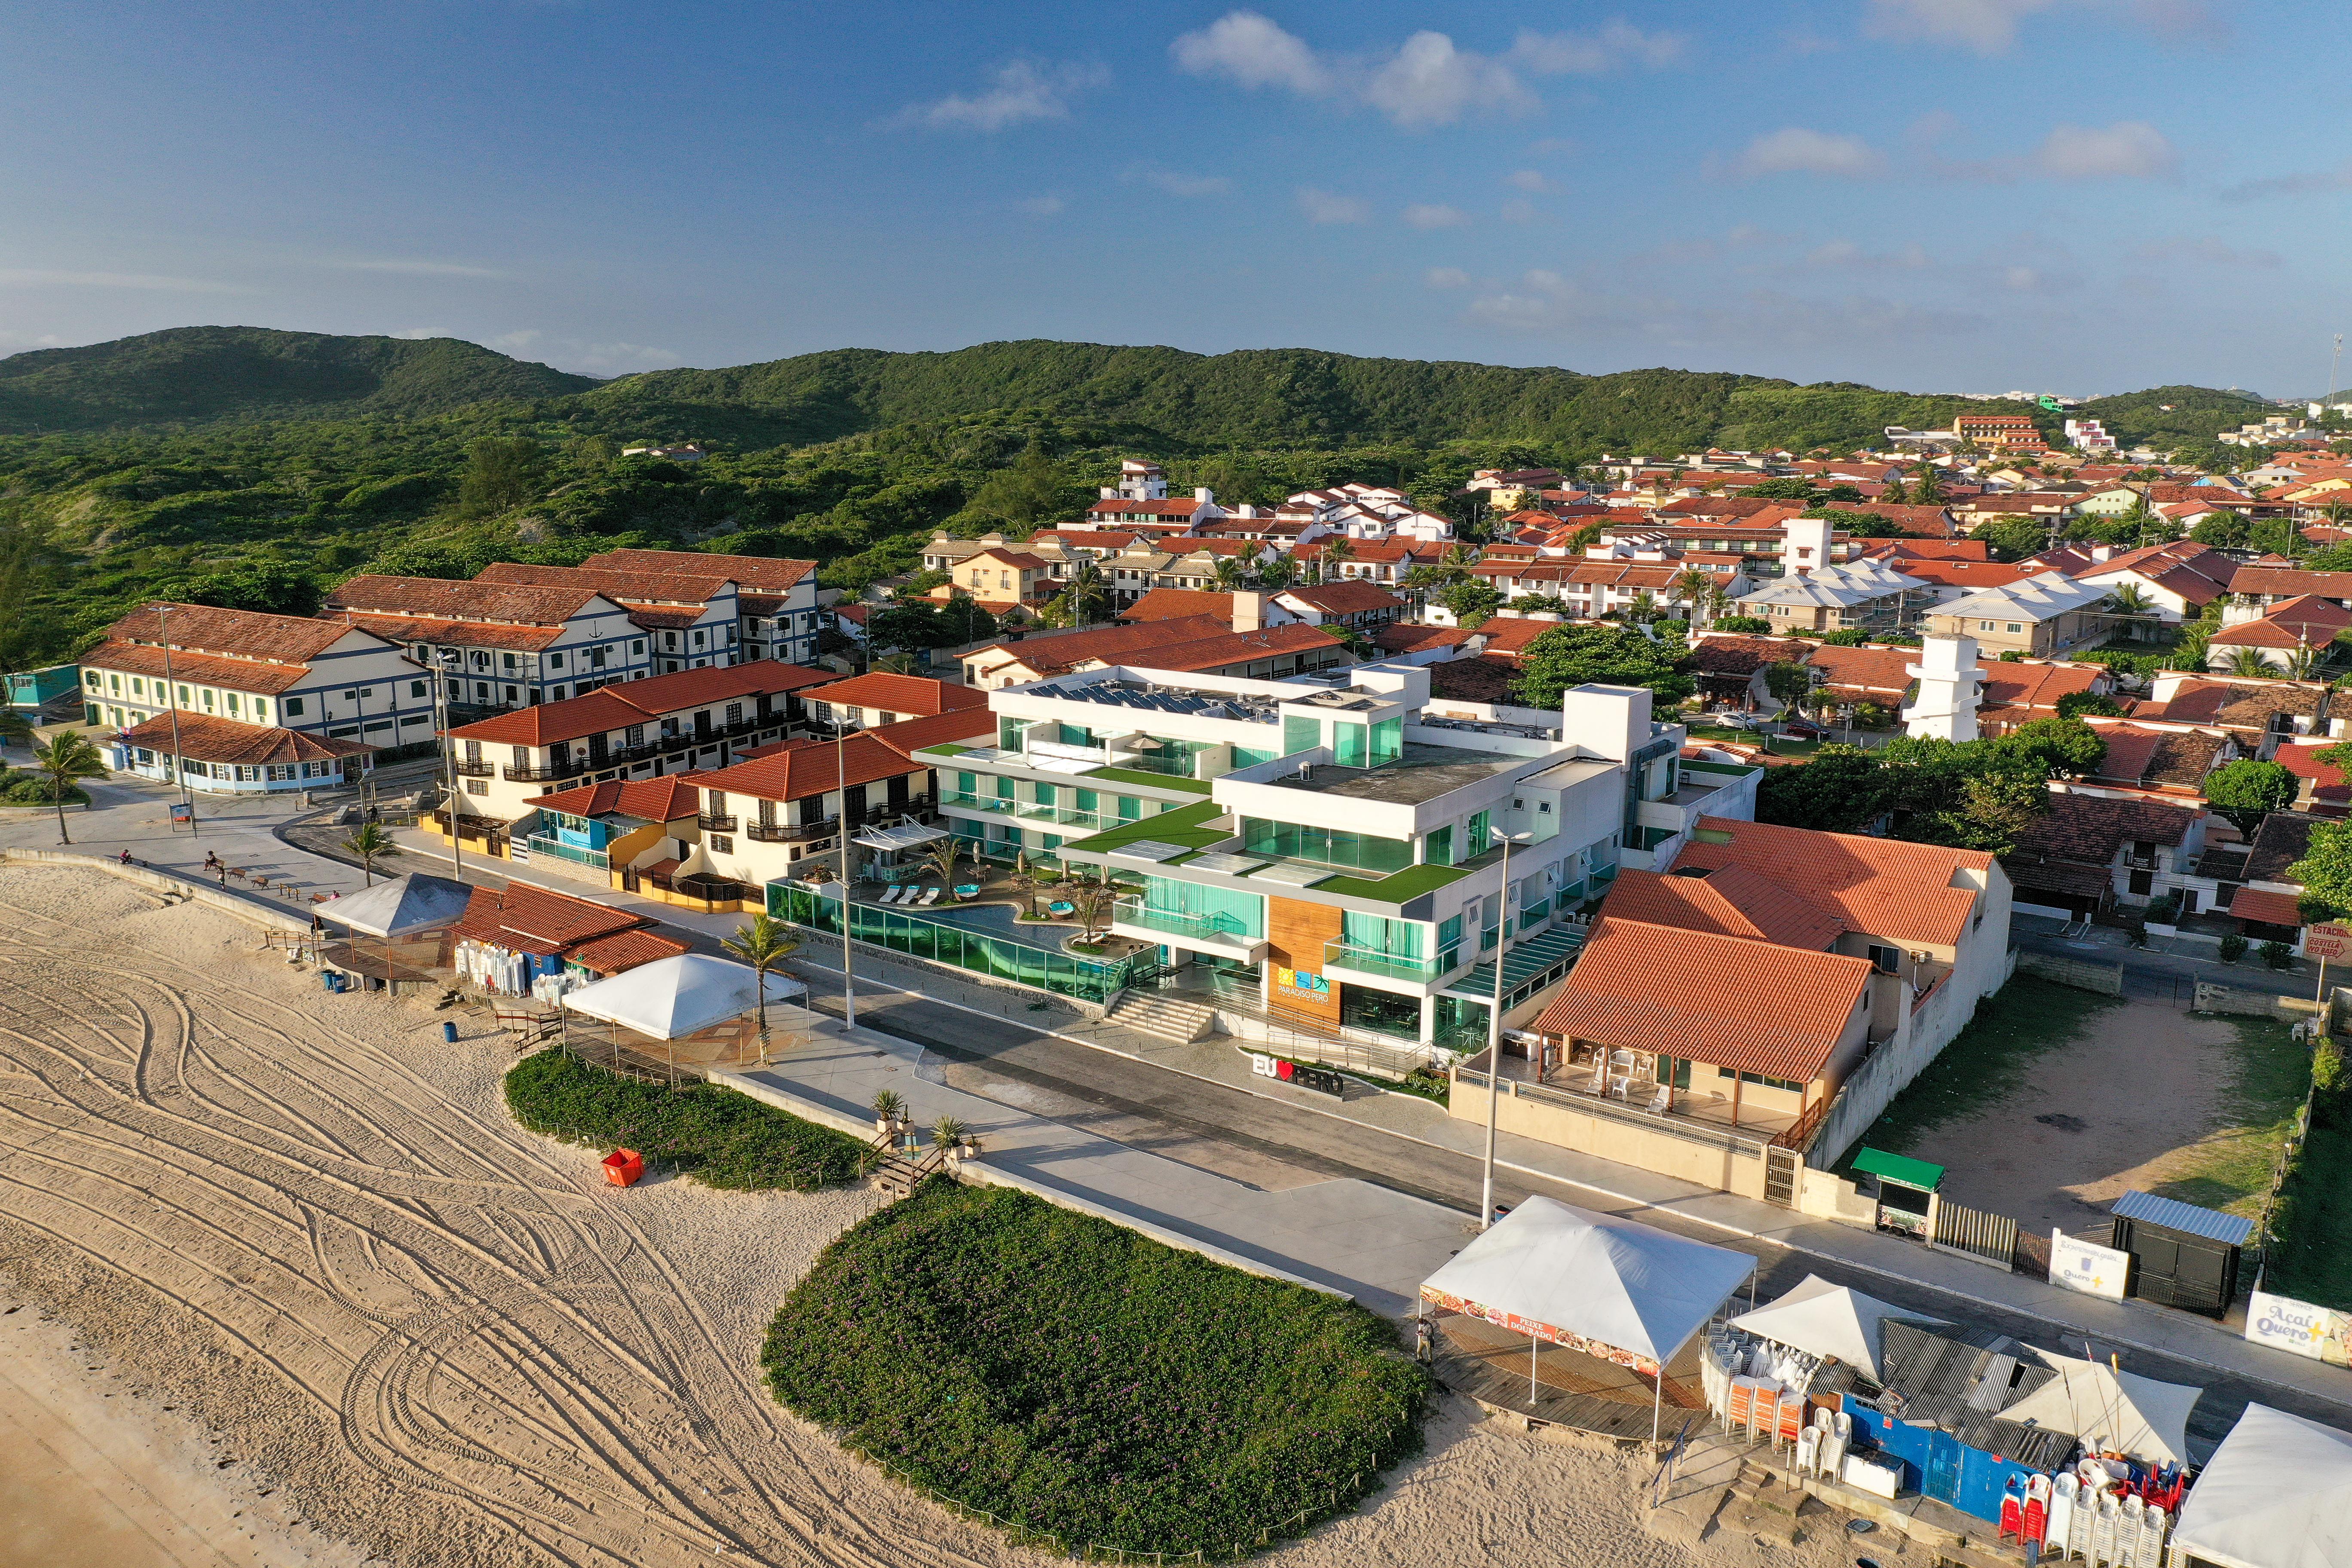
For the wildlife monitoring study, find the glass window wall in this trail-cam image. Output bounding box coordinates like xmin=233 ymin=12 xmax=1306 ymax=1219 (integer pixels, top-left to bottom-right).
xmin=999 ymin=716 xmax=1032 ymax=751
xmin=1340 ymin=984 xmax=1421 ymax=1041
xmin=1134 ymin=876 xmax=1265 ymax=939
xmin=1282 ymin=714 xmax=1321 ymax=756
xmin=1232 ymin=746 xmax=1277 ymax=769
xmin=1370 ymin=717 xmax=1403 ymax=768
xmin=1333 ymin=722 xmax=1368 ymax=768
xmin=1425 ymin=824 xmax=1455 ymax=867
xmin=1340 ymin=910 xmax=1424 ymax=960
xmin=1240 ymin=818 xmax=1413 ymax=874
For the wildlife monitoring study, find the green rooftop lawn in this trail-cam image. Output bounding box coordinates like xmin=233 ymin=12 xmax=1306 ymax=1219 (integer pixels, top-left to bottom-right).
xmin=1084 ymin=765 xmax=1215 ymax=795
xmin=1061 ymin=798 xmax=1228 ymax=854
xmin=1312 ymin=861 xmax=1473 ymax=904
xmin=913 ymin=741 xmax=975 ymax=759
xmin=762 ymin=1179 xmax=1429 ymax=1557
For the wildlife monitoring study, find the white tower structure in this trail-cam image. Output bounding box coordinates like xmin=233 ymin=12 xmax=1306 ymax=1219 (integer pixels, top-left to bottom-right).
xmin=1781 ymin=515 xmax=1833 ymax=576
xmin=1903 ymin=632 xmax=1984 ymax=742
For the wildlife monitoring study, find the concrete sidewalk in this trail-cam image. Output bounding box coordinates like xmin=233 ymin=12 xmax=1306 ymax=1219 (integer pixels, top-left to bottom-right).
xmin=720 ymin=1017 xmax=1476 ymax=1318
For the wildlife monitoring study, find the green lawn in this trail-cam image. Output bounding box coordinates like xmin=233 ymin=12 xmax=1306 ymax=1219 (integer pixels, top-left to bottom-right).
xmin=762 ymin=1179 xmax=1429 ymax=1558
xmin=504 ymin=1049 xmax=869 ymax=1191
xmin=1845 ymin=977 xmax=2119 ymax=1163
xmin=1314 ymin=861 xmax=1473 ymax=903
xmin=2147 ymin=1017 xmax=2311 ymax=1218
xmin=1085 ymin=765 xmax=1215 ymax=795
xmin=1060 ymin=798 xmax=1228 ymax=854
xmin=2265 ymin=1063 xmax=2352 ymax=1310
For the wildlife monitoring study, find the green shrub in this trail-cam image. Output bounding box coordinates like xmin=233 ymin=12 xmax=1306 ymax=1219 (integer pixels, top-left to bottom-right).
xmin=2143 ymin=893 xmax=2181 ymax=925
xmin=763 ymin=1180 xmax=1428 ymax=1556
xmin=2263 ymin=940 xmax=2295 ymax=970
xmin=503 ymin=1048 xmax=867 ymax=1190
xmin=2219 ymin=933 xmax=2248 ymax=963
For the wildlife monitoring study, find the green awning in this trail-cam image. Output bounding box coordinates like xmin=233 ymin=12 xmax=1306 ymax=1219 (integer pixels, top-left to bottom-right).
xmin=1853 ymin=1146 xmax=1945 ymax=1193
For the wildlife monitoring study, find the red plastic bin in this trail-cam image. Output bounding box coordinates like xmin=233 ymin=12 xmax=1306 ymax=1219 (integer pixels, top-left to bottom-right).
xmin=602 ymin=1149 xmax=644 ymax=1187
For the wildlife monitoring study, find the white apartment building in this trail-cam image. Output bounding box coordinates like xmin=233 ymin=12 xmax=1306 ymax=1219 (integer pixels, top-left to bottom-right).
xmin=323 ymin=576 xmax=655 ymax=717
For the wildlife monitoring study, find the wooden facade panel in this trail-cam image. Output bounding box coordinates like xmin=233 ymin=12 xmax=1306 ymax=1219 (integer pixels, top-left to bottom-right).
xmin=1265 ymin=894 xmax=1345 ymax=1025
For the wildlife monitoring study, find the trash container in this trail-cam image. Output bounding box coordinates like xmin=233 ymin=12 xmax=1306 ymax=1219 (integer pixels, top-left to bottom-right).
xmin=441 ymin=1022 xmax=459 ymax=1044
xmin=602 ymin=1149 xmax=644 ymax=1188
xmin=320 ymin=969 xmax=337 ymax=993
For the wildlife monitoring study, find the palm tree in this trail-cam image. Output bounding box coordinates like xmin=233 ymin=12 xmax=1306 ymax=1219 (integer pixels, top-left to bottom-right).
xmin=721 ymin=913 xmax=800 ymax=1044
xmin=923 ymin=835 xmax=966 ymax=894
xmin=343 ymin=822 xmax=398 ymax=887
xmin=1439 ymin=542 xmax=1480 ymax=580
xmin=1320 ymin=535 xmax=1356 ymax=582
xmin=2223 ymin=646 xmax=2271 ymax=678
xmin=1065 ymin=556 xmax=1107 ymax=625
xmin=1210 ymin=554 xmax=1249 ymax=592
xmin=2102 ymin=582 xmax=2159 ymax=641
xmin=30 ymin=731 xmax=105 ymax=845
xmin=2285 ymin=642 xmax=2323 ymax=681
xmin=1670 ymin=568 xmax=1714 ymax=626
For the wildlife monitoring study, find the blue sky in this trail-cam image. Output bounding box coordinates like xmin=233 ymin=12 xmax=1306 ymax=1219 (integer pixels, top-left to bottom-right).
xmin=0 ymin=1 xmax=2339 ymax=397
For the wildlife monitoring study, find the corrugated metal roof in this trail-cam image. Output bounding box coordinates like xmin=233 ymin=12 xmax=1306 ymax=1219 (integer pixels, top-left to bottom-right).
xmin=2112 ymin=1189 xmax=2255 ymax=1246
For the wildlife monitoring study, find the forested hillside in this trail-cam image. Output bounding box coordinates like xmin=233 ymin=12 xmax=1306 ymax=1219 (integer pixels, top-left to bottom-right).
xmin=0 ymin=326 xmax=2284 ymax=682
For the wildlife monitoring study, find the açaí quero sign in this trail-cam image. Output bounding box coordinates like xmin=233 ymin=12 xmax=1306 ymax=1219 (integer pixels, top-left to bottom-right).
xmin=2247 ymin=1289 xmax=2352 ymax=1367
xmin=2049 ymin=1229 xmax=2130 ymax=1301
xmin=2306 ymin=922 xmax=2352 ymax=962
xmin=1418 ymin=1286 xmax=1661 ymax=1377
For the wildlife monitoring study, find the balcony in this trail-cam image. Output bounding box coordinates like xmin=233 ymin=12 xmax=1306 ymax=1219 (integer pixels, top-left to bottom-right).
xmin=1111 ymin=900 xmax=1267 ymax=959
xmin=504 ymin=759 xmax=589 ymax=782
xmin=524 ymin=834 xmax=609 ymax=873
xmin=944 ymin=791 xmax=1017 ymax=814
xmin=450 ymin=758 xmax=494 ymax=778
xmin=1323 ymin=941 xmax=1448 ymax=985
xmin=697 ymin=812 xmax=739 ymax=833
xmin=746 ymin=816 xmax=838 ymax=843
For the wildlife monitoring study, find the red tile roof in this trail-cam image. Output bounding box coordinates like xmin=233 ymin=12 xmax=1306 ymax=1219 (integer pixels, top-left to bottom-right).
xmin=2230 ymin=566 xmax=2352 ymax=602
xmin=1115 ymin=622 xmax=1347 ymax=674
xmin=1602 ymin=866 xmax=1844 ymax=950
xmin=1801 ymin=643 xmax=1916 ymax=696
xmin=965 ymin=616 xmax=1233 ymax=678
xmin=1979 ymin=660 xmax=2107 ymax=712
xmin=1121 ymin=589 xmax=1236 ymax=622
xmin=476 ymin=562 xmax=738 ymax=605
xmin=2230 ymin=888 xmax=2305 ymax=929
xmin=1672 ymin=816 xmax=1992 ymax=948
xmin=81 ymin=641 xmax=324 ymax=696
xmin=2079 ymin=541 xmax=2238 ymax=604
xmin=1862 ymin=540 xmax=1994 ymax=562
xmin=865 ymin=707 xmax=998 ymax=761
xmin=2207 ymin=595 xmax=2352 ymax=649
xmin=1474 ymin=616 xmax=1574 ymax=658
xmin=565 ymin=928 xmax=694 ymax=976
xmin=105 ymin=601 xmax=355 ymax=663
xmin=451 ymin=882 xmax=648 ymax=956
xmin=2085 ymin=723 xmax=2228 ymax=788
xmin=1427 ymin=653 xmax=1524 ymax=704
xmin=686 ymin=728 xmax=933 ymax=804
xmin=1886 ymin=560 xmax=2042 ymax=590
xmin=1531 ymin=916 xmax=1871 ymax=1083
xmin=324 ymin=575 xmax=612 ymax=625
xmin=528 ymin=777 xmax=704 ymax=822
xmin=801 ymin=671 xmax=986 ymax=717
xmin=2274 ymin=744 xmax=2352 ymax=812
xmin=334 ymin=612 xmax=568 ymax=652
xmin=583 ymin=548 xmax=816 ymax=590
xmin=119 ymin=711 xmax=374 ymax=763
xmin=1372 ymin=622 xmax=1477 ymax=655
xmin=2007 ymin=791 xmax=2196 ymax=864
xmin=445 ymin=662 xmax=828 ymax=746
xmin=1276 ymin=581 xmax=1407 ymax=616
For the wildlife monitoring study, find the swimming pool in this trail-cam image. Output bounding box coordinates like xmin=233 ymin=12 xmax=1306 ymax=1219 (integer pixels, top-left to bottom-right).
xmin=904 ymin=898 xmax=1078 ymax=953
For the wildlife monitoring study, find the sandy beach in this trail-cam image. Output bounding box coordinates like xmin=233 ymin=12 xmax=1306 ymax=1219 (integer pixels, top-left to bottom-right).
xmin=0 ymin=861 xmax=1880 ymax=1568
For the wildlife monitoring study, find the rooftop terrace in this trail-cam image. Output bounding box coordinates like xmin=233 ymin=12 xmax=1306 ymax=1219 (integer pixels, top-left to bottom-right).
xmin=1262 ymin=743 xmax=1523 ymax=806
xmin=1025 ymin=677 xmax=1284 ymax=724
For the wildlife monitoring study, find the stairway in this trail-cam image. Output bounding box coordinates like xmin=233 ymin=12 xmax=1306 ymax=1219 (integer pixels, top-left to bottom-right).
xmin=1109 ymin=989 xmax=1219 ymax=1045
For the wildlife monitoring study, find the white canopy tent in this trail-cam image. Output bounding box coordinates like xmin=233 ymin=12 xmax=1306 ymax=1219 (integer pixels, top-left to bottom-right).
xmin=852 ymin=821 xmax=947 ymax=853
xmin=560 ymin=954 xmax=806 ymax=1041
xmin=2171 ymin=1403 xmax=2352 ymax=1568
xmin=1419 ymin=1195 xmax=1757 ymax=1441
xmin=1727 ymin=1273 xmax=1950 ymax=1382
xmin=1997 ymin=1351 xmax=2201 ymax=1466
xmin=319 ymin=873 xmax=472 ymax=937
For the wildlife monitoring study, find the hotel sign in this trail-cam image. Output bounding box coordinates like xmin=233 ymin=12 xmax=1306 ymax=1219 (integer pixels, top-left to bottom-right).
xmin=1272 ymin=965 xmax=1329 ymax=1004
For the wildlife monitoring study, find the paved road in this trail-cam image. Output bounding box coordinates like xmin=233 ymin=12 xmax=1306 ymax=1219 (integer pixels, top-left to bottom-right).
xmin=781 ymin=958 xmax=2349 ymax=1455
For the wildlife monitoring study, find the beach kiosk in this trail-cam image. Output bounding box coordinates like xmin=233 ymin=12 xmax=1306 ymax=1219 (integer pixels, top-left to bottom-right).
xmin=1418 ymin=1195 xmax=1757 ymax=1443
xmin=559 ymin=953 xmax=809 ymax=1079
xmin=2108 ymin=1190 xmax=2251 ymax=1319
xmin=316 ymin=872 xmax=473 ymax=995
xmin=1852 ymin=1146 xmax=1944 ymax=1237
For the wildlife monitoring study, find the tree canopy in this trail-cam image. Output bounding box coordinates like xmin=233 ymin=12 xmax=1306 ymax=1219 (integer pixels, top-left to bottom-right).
xmin=1512 ymin=624 xmax=1693 ymax=708
xmin=2202 ymin=758 xmax=2300 ymax=834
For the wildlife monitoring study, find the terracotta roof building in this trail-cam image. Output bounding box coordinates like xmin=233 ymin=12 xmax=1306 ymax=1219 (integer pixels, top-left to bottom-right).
xmin=2003 ymin=792 xmax=2202 ymax=918
xmin=323 ymin=575 xmax=652 ymax=716
xmin=801 ymin=672 xmax=989 ymax=731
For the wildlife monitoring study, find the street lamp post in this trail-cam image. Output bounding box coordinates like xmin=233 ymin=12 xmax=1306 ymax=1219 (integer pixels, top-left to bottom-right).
xmin=833 ymin=712 xmax=857 ymax=1029
xmin=436 ymin=654 xmax=462 ymax=879
xmin=153 ymin=602 xmax=197 ymax=839
xmin=1480 ymin=830 xmax=1530 ymax=1231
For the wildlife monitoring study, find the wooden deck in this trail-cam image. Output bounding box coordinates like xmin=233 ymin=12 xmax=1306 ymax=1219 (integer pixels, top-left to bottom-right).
xmin=1430 ymin=1310 xmax=1706 ymax=1443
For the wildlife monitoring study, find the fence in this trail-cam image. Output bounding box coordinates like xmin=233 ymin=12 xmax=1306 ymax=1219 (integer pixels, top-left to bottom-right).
xmin=1931 ymin=1198 xmax=2018 ymax=1269
xmin=766 ymin=880 xmax=1142 ymax=1004
xmin=2017 ymin=951 xmax=2125 ymax=995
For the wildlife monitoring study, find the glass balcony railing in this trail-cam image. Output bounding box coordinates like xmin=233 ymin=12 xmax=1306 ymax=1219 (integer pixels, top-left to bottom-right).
xmin=944 ymin=791 xmax=1018 ymax=814
xmin=1114 ymin=753 xmax=1197 ymax=779
xmin=1322 ymin=941 xmax=1444 ymax=983
xmin=1113 ymin=900 xmax=1259 ymax=945
xmin=525 ymin=835 xmax=608 ymax=870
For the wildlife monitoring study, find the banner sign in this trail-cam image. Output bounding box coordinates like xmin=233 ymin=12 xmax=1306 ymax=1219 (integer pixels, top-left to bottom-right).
xmin=2306 ymin=923 xmax=2352 ymax=962
xmin=2247 ymin=1290 xmax=2352 ymax=1366
xmin=1419 ymin=1286 xmax=1660 ymax=1376
xmin=1272 ymin=965 xmax=1329 ymax=1003
xmin=2049 ymin=1230 xmax=2129 ymax=1301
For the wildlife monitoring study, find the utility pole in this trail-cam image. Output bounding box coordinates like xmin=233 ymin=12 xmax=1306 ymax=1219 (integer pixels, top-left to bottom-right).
xmin=154 ymin=602 xmax=196 ymax=839
xmin=1480 ymin=832 xmax=1527 ymax=1231
xmin=436 ymin=655 xmax=462 ymax=879
xmin=835 ymin=712 xmax=857 ymax=1028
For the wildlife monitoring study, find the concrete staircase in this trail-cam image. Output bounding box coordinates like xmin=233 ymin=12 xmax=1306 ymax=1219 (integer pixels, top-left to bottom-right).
xmin=1108 ymin=989 xmax=1218 ymax=1045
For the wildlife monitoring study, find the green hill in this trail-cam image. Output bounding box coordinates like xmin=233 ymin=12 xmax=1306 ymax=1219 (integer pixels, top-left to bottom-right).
xmin=2071 ymin=384 xmax=2274 ymax=447
xmin=0 ymin=326 xmax=598 ymax=432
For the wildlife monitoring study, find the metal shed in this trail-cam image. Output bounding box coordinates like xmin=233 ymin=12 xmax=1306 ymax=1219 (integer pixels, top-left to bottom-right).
xmin=2109 ymin=1190 xmax=2252 ymax=1319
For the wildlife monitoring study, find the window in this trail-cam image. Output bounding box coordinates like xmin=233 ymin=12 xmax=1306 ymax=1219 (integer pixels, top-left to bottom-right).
xmin=1425 ymin=824 xmax=1455 ymax=867
xmin=998 ymin=716 xmax=1033 ymax=751
xmin=409 ymin=680 xmax=427 ymax=698
xmin=1136 ymin=876 xmax=1264 ymax=939
xmin=591 ymin=646 xmax=609 ymax=668
xmin=1867 ymin=944 xmax=1901 ymax=974
xmin=631 ymin=638 xmax=645 ymax=655
xmin=1338 ymin=984 xmax=1419 ymax=1041
xmin=1239 ymin=818 xmax=1412 ymax=874
xmin=549 ymin=652 xmax=565 ymax=669
xmin=465 ymin=778 xmax=488 ymax=795
xmin=1340 ymin=910 xmax=1424 ymax=961
xmin=84 ymin=671 xmax=99 ymax=689
xmin=1033 ymin=781 xmax=1054 ymax=805
xmin=1333 ymin=722 xmax=1368 ymax=768
xmin=2006 ymin=622 xmax=2024 ymax=634
xmin=285 ymin=697 xmax=304 ymax=716
xmin=710 ymin=834 xmax=733 ymax=854
xmin=1467 ymin=809 xmax=1492 ymax=854
xmin=1282 ymin=714 xmax=1320 ymax=756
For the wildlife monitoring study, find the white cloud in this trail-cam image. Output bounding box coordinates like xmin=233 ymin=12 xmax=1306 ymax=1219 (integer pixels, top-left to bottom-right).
xmin=1511 ymin=21 xmax=1685 ymax=74
xmin=2221 ymin=159 xmax=2352 ymax=203
xmin=1365 ymin=31 xmax=1534 ymax=127
xmin=1506 ymin=169 xmax=1553 ymax=192
xmin=1729 ymin=128 xmax=1886 ymax=179
xmin=337 ymin=258 xmax=505 ymax=278
xmin=1499 ymin=199 xmax=1540 ymax=224
xmin=1462 ymin=269 xmax=1984 ymax=349
xmin=1525 ymin=136 xmax=1577 ymax=156
xmin=0 ymin=268 xmax=252 ymax=293
xmin=1136 ymin=170 xmax=1232 ymax=198
xmin=1296 ymin=187 xmax=1370 ymax=224
xmin=1170 ymin=11 xmax=1330 ymax=95
xmin=2133 ymin=236 xmax=2282 ymax=267
xmin=1017 ymin=195 xmax=1066 ymax=216
xmin=1173 ymin=12 xmax=1531 ymax=128
xmin=2003 ymin=265 xmax=2045 ymax=291
xmin=488 ymin=330 xmax=543 ymax=351
xmin=2035 ymin=120 xmax=2177 ymax=179
xmin=1864 ymin=0 xmax=2055 ymax=54
xmin=1426 ymin=266 xmax=1471 ymax=288
xmin=390 ymin=327 xmax=450 ymax=339
xmin=894 ymin=61 xmax=1107 ymax=132
xmin=1807 ymin=239 xmax=1930 ymax=269
xmin=1403 ymin=203 xmax=1470 ymax=230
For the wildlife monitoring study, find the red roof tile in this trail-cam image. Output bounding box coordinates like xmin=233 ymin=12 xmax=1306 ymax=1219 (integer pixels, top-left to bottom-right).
xmin=451 ymin=882 xmax=648 ymax=956
xmin=565 ymin=928 xmax=694 ymax=976
xmin=2230 ymin=887 xmax=2305 ymax=928
xmin=528 ymin=777 xmax=704 ymax=822
xmin=81 ymin=640 xmax=324 ymax=696
xmin=1531 ymin=916 xmax=1871 ymax=1082
xmin=105 ymin=601 xmax=354 ymax=663
xmin=865 ymin=707 xmax=998 ymax=761
xmin=1121 ymin=589 xmax=1236 ymax=622
xmin=801 ymin=671 xmax=986 ymax=717
xmin=1601 ymin=866 xmax=1845 ymax=950
xmin=688 ymin=728 xmax=933 ymax=804
xmin=1276 ymin=581 xmax=1407 ymax=615
xmin=325 ymin=575 xmax=612 ymax=625
xmin=965 ymin=617 xmax=1233 ymax=678
xmin=446 ymin=662 xmax=828 ymax=747
xmin=1114 ymin=622 xmax=1348 ymax=674
xmin=119 ymin=711 xmax=374 ymax=764
xmin=1672 ymin=816 xmax=1992 ymax=948
xmin=583 ymin=548 xmax=816 ymax=590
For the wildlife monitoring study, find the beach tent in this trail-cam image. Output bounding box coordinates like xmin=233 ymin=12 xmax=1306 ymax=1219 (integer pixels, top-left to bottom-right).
xmin=1727 ymin=1273 xmax=1950 ymax=1381
xmin=1997 ymin=1350 xmax=2201 ymax=1465
xmin=2170 ymin=1402 xmax=2352 ymax=1568
xmin=318 ymin=873 xmax=473 ymax=937
xmin=560 ymin=954 xmax=806 ymax=1041
xmin=1420 ymin=1194 xmax=1756 ymax=1442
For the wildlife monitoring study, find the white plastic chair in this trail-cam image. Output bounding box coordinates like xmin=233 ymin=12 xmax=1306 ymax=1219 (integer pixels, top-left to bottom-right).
xmin=1646 ymin=1082 xmax=1672 ymax=1113
xmin=2117 ymin=1494 xmax=2145 ymax=1568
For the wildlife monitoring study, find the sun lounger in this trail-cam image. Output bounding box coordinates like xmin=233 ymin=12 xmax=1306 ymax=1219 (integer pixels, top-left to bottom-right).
xmin=878 ymin=885 xmax=904 ymax=904
xmin=919 ymin=887 xmax=941 ymax=906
